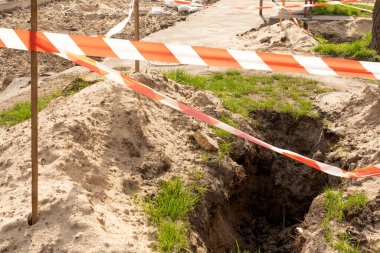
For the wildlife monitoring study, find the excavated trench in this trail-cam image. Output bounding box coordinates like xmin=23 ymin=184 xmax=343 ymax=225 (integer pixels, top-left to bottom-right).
xmin=191 ymin=110 xmax=341 ymax=253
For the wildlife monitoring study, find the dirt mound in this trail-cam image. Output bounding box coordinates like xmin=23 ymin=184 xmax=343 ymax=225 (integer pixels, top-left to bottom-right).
xmin=0 ymin=0 xmax=183 ymax=91
xmin=316 ymin=83 xmax=380 ymax=169
xmin=0 ymin=71 xmax=241 ymax=252
xmin=0 ymin=67 xmax=379 ymax=252
xmin=309 ymin=18 xmax=373 ymax=43
xmin=238 ymin=20 xmax=319 ymax=54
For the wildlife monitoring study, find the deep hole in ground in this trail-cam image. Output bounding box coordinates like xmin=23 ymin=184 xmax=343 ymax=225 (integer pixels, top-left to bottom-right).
xmin=190 ymin=110 xmax=341 ymax=253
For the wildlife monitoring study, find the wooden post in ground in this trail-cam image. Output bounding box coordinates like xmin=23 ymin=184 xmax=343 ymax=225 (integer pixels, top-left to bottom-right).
xmin=134 ymin=0 xmax=140 ymax=72
xmin=280 ymin=0 xmax=285 ymax=22
xmin=259 ymin=0 xmax=263 ymax=16
xmin=304 ymin=0 xmax=308 ymax=17
xmin=30 ymin=0 xmax=39 ymax=225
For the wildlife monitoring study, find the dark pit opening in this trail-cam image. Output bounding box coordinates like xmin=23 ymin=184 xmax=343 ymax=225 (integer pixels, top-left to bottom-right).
xmin=191 ymin=111 xmax=341 ymax=253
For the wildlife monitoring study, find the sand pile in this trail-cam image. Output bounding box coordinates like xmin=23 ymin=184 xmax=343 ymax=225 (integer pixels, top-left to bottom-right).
xmin=309 ymin=18 xmax=373 ymax=43
xmin=0 ymin=67 xmax=379 ymax=252
xmin=0 ymin=72 xmax=231 ymax=252
xmin=316 ymin=83 xmax=380 ymax=170
xmin=0 ymin=0 xmax=183 ymax=91
xmin=238 ymin=20 xmax=319 ymax=54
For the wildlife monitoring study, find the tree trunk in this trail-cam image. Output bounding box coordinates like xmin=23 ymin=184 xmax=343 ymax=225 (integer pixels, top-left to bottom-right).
xmin=371 ymin=0 xmax=380 ymax=53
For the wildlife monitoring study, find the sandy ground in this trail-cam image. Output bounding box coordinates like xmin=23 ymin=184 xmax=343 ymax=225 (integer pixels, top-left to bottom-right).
xmin=0 ymin=0 xmax=184 ymax=91
xmin=0 ymin=0 xmax=379 ymax=252
xmin=238 ymin=20 xmax=319 ymax=54
xmin=0 ymin=72 xmax=235 ymax=252
xmin=0 ymin=69 xmax=378 ymax=253
xmin=238 ymin=18 xmax=372 ymax=54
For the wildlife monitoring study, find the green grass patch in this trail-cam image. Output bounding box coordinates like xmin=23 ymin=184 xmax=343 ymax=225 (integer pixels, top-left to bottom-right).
xmin=62 ymin=78 xmax=97 ymax=96
xmin=218 ymin=141 xmax=232 ymax=160
xmin=314 ymin=33 xmax=380 ymax=62
xmin=156 ymin=220 xmax=188 ymax=253
xmin=165 ymin=70 xmax=328 ymax=119
xmin=324 ymin=188 xmax=368 ymax=222
xmin=0 ymin=92 xmax=60 ymax=127
xmin=321 ymin=188 xmax=368 ymax=253
xmin=310 ymin=2 xmax=373 ymax=17
xmin=334 ymin=234 xmax=360 ymax=253
xmin=0 ymin=78 xmax=96 ymax=128
xmin=145 ymin=178 xmax=202 ymax=252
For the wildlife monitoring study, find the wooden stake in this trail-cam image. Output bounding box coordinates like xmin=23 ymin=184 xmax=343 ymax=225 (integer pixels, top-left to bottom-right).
xmin=281 ymin=0 xmax=285 ymax=23
xmin=134 ymin=0 xmax=140 ymax=72
xmin=30 ymin=0 xmax=39 ymax=225
xmin=304 ymin=0 xmax=308 ymax=17
xmin=259 ymin=0 xmax=263 ymax=16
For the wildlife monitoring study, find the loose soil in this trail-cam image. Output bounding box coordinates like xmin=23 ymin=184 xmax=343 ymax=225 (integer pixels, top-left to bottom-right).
xmin=191 ymin=111 xmax=336 ymax=253
xmin=308 ymin=18 xmax=373 ymax=43
xmin=0 ymin=1 xmax=379 ymax=252
xmin=0 ymin=0 xmax=184 ymax=91
xmin=239 ymin=20 xmax=319 ymax=54
xmin=238 ymin=18 xmax=373 ymax=54
xmin=0 ymin=69 xmax=378 ymax=252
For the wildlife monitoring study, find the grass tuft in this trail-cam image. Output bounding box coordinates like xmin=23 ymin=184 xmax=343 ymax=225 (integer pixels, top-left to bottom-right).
xmin=62 ymin=78 xmax=97 ymax=96
xmin=166 ymin=70 xmax=328 ymax=119
xmin=146 ymin=179 xmax=200 ymax=223
xmin=323 ymin=188 xmax=367 ymax=222
xmin=156 ymin=220 xmax=188 ymax=253
xmin=314 ymin=33 xmax=380 ymax=62
xmin=310 ymin=2 xmax=373 ymax=17
xmin=322 ymin=188 xmax=368 ymax=253
xmin=0 ymin=77 xmax=97 ymax=128
xmin=232 ymin=240 xmax=251 ymax=253
xmin=0 ymin=92 xmax=60 ymax=127
xmin=334 ymin=234 xmax=360 ymax=253
xmin=145 ymin=178 xmax=202 ymax=252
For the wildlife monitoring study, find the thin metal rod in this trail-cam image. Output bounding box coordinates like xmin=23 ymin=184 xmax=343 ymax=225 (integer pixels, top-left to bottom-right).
xmin=134 ymin=0 xmax=140 ymax=72
xmin=30 ymin=0 xmax=39 ymax=225
xmin=259 ymin=0 xmax=263 ymax=16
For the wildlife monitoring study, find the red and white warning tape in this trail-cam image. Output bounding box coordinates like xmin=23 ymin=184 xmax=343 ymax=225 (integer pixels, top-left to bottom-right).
xmin=171 ymin=0 xmax=210 ymax=7
xmin=56 ymin=51 xmax=379 ymax=178
xmin=339 ymin=3 xmax=373 ymax=12
xmin=106 ymin=0 xmax=135 ymax=38
xmin=0 ymin=28 xmax=379 ymax=80
xmin=255 ymin=0 xmax=357 ymax=9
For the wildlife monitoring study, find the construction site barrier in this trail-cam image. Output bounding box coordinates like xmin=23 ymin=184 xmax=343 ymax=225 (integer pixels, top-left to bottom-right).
xmin=0 ymin=28 xmax=379 ymax=80
xmin=255 ymin=0 xmax=357 ymax=9
xmin=53 ymin=51 xmax=380 ymax=178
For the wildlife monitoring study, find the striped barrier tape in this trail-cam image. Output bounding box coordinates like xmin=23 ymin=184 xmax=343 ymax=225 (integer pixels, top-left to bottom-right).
xmin=255 ymin=0 xmax=357 ymax=9
xmin=55 ymin=51 xmax=379 ymax=178
xmin=172 ymin=0 xmax=358 ymax=10
xmin=272 ymin=0 xmax=301 ymax=27
xmin=339 ymin=3 xmax=373 ymax=12
xmin=106 ymin=0 xmax=135 ymax=38
xmin=172 ymin=0 xmax=210 ymax=7
xmin=1 ymin=28 xmax=379 ymax=80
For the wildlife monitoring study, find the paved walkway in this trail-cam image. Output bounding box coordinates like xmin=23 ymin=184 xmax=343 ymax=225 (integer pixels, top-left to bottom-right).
xmin=105 ymin=0 xmax=279 ymax=70
xmin=143 ymin=0 xmax=278 ymax=48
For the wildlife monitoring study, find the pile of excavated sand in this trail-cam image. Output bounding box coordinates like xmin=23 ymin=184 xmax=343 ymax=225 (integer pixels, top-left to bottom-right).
xmin=0 ymin=0 xmax=183 ymax=91
xmin=309 ymin=18 xmax=373 ymax=43
xmin=238 ymin=20 xmax=319 ymax=54
xmin=0 ymin=72 xmax=236 ymax=252
xmin=0 ymin=66 xmax=379 ymax=253
xmin=316 ymin=82 xmax=380 ymax=170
